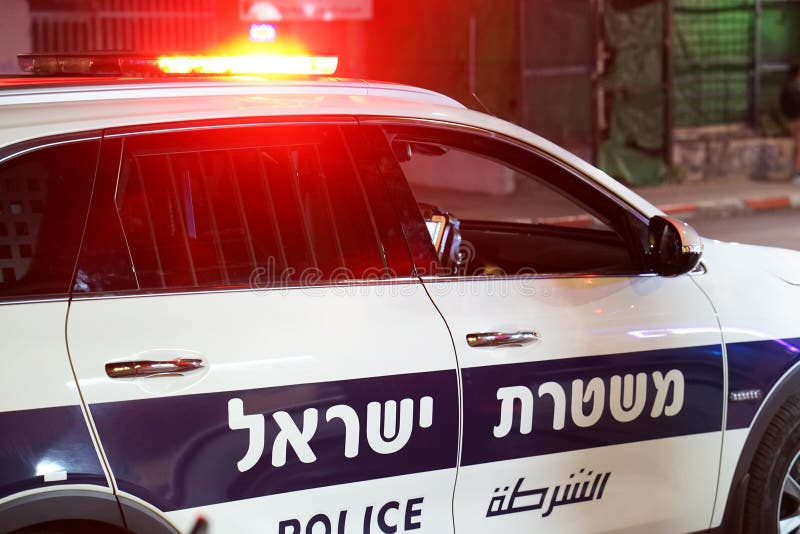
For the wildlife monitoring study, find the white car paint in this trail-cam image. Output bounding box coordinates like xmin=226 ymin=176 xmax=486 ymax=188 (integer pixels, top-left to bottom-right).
xmin=0 ymin=74 xmax=798 ymax=534
xmin=423 ymin=273 xmax=724 ymax=533
xmin=67 ymin=285 xmax=459 ymax=533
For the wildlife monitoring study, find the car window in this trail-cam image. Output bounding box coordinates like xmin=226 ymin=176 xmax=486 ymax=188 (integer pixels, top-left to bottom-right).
xmin=0 ymin=139 xmax=98 ymax=299
xmin=76 ymin=123 xmax=399 ymax=294
xmin=371 ymin=124 xmax=643 ymax=277
xmin=400 ymin=142 xmax=611 ymax=229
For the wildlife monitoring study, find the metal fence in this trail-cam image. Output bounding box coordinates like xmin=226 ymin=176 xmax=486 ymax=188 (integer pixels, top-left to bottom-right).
xmin=673 ymin=0 xmax=800 ymax=128
xmin=519 ymin=0 xmax=671 ymax=185
xmin=518 ymin=0 xmax=599 ymax=164
xmin=518 ymin=0 xmax=800 ymax=185
xmin=28 ymin=0 xmax=218 ymax=53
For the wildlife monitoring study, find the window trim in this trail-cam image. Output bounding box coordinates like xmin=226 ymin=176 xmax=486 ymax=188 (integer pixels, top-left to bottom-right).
xmin=69 ymin=276 xmax=425 ymax=302
xmin=104 ymin=115 xmax=358 ymax=138
xmin=0 ymin=131 xmax=103 ymax=166
xmin=362 ymin=117 xmax=653 ymax=279
xmin=0 ymin=295 xmax=70 ymax=306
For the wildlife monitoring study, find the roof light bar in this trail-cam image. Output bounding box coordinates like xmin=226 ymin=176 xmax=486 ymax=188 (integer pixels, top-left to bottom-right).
xmin=157 ymin=54 xmax=338 ymax=75
xmin=17 ymin=53 xmax=338 ymax=77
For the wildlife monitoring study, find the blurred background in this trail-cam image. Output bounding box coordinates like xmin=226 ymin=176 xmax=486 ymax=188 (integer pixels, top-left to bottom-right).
xmin=1 ymin=0 xmax=799 ymax=248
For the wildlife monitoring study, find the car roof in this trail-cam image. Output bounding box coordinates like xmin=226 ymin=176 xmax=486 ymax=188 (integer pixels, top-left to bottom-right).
xmin=0 ymin=75 xmax=464 ymax=107
xmin=0 ymin=76 xmax=659 ymax=217
xmin=0 ymin=76 xmax=464 ymax=145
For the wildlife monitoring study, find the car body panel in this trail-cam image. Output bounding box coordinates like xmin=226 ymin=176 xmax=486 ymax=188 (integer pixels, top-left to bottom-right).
xmin=0 ymin=302 xmax=116 ymax=528
xmin=692 ymin=240 xmax=800 ymax=526
xmin=0 ymin=75 xmax=797 ymax=533
xmin=67 ymin=281 xmax=460 ymax=532
xmin=423 ymin=273 xmax=725 ymax=533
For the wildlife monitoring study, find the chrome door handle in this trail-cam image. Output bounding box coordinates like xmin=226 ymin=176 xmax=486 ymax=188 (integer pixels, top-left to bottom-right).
xmin=466 ymin=331 xmax=540 ymax=348
xmin=105 ymin=358 xmax=204 ymax=379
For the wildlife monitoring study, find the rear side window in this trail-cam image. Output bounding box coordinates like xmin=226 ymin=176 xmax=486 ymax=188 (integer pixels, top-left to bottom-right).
xmin=0 ymin=139 xmax=98 ymax=300
xmin=114 ymin=124 xmax=391 ymax=292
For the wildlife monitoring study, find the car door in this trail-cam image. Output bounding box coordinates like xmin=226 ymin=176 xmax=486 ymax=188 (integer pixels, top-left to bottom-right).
xmin=66 ymin=120 xmax=459 ymax=533
xmin=362 ymin=121 xmax=726 ymax=533
xmin=0 ymin=135 xmax=119 ymax=529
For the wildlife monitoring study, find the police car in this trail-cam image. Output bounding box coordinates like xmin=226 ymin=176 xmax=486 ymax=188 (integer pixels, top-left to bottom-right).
xmin=0 ymin=52 xmax=798 ymax=534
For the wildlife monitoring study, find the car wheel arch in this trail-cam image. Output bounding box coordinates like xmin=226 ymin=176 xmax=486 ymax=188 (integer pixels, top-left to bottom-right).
xmin=0 ymin=488 xmax=177 ymax=534
xmin=715 ymin=361 xmax=800 ymax=533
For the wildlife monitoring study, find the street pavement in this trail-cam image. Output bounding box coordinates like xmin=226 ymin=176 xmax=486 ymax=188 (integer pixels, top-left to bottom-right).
xmin=633 ymin=177 xmax=800 ymax=250
xmin=690 ymin=210 xmax=800 ymax=251
xmin=634 ymin=178 xmax=800 ymax=221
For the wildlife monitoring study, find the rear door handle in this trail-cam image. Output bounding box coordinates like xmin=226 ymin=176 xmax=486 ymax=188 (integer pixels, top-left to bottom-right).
xmin=466 ymin=331 xmax=540 ymax=348
xmin=105 ymin=358 xmax=205 ymax=378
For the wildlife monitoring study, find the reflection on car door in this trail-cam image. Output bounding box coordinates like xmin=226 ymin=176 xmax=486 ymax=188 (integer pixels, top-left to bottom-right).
xmin=66 ymin=122 xmax=459 ymax=533
xmin=366 ymin=121 xmax=726 ymax=533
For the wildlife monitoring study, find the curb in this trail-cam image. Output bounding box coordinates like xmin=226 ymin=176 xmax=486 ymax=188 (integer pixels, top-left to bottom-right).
xmin=657 ymin=193 xmax=800 ymax=220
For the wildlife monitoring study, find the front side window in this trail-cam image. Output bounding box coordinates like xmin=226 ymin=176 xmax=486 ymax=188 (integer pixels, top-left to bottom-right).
xmin=0 ymin=139 xmax=98 ymax=299
xmin=112 ymin=124 xmax=393 ymax=292
xmin=371 ymin=124 xmax=644 ymax=277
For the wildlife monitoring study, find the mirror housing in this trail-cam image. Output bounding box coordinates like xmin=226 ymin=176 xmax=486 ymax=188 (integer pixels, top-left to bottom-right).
xmin=647 ymin=215 xmax=703 ymax=277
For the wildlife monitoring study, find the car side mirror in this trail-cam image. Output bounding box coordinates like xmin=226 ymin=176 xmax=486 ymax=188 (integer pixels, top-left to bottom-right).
xmin=647 ymin=215 xmax=703 ymax=276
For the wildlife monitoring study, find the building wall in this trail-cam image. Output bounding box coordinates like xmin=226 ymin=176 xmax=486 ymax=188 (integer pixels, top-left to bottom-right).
xmin=673 ymin=123 xmax=793 ymax=182
xmin=361 ymin=0 xmax=519 ymax=121
xmin=0 ymin=1 xmax=31 ymax=74
xmin=27 ymin=0 xmax=217 ymax=54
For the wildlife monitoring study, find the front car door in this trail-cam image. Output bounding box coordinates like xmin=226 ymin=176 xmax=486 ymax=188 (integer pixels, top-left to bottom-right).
xmin=362 ymin=120 xmax=726 ymax=533
xmin=66 ymin=120 xmax=459 ymax=533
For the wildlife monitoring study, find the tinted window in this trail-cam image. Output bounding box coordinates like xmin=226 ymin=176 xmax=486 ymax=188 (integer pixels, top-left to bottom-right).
xmin=376 ymin=125 xmax=641 ymax=277
xmin=0 ymin=139 xmax=98 ymax=299
xmin=115 ymin=124 xmax=390 ymax=291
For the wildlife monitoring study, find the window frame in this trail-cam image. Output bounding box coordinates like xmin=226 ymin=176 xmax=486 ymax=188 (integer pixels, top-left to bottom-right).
xmin=359 ymin=117 xmax=654 ymax=279
xmin=72 ymin=117 xmax=417 ymax=299
xmin=0 ymin=132 xmax=102 ymax=304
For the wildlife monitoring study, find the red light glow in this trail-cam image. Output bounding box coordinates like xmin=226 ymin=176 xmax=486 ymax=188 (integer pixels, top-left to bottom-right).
xmin=156 ymin=54 xmax=338 ymax=75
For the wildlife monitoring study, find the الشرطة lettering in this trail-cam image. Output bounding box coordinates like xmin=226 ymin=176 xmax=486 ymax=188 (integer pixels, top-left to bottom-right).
xmin=486 ymin=469 xmax=611 ymax=519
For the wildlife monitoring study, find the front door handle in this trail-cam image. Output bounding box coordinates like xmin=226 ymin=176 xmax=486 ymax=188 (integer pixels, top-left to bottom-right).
xmin=105 ymin=358 xmax=205 ymax=379
xmin=466 ymin=331 xmax=540 ymax=348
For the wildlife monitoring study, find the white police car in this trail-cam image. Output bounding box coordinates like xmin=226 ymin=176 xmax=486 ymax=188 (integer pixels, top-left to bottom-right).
xmin=0 ymin=53 xmax=798 ymax=534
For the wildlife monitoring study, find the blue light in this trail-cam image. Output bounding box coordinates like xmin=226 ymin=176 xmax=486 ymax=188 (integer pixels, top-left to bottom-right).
xmin=250 ymin=23 xmax=277 ymax=43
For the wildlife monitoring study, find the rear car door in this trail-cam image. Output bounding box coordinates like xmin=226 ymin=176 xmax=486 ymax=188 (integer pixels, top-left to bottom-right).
xmin=0 ymin=136 xmax=121 ymax=530
xmin=66 ymin=120 xmax=459 ymax=533
xmin=363 ymin=121 xmax=726 ymax=533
